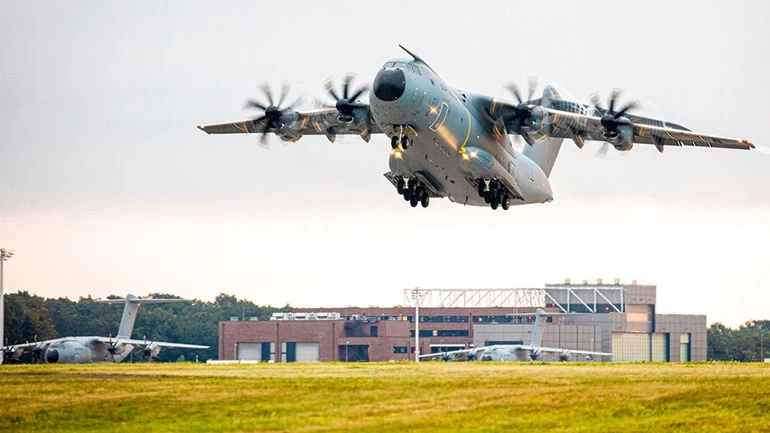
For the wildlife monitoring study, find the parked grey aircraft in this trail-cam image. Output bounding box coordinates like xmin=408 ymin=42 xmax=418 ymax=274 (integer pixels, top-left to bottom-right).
xmin=1 ymin=294 xmax=208 ymax=364
xmin=419 ymin=309 xmax=611 ymax=362
xmin=198 ymin=45 xmax=754 ymax=210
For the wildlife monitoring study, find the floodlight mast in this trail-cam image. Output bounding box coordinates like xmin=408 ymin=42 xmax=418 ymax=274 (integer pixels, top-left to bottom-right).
xmin=410 ymin=288 xmax=426 ymax=362
xmin=0 ymin=248 xmax=15 ymax=365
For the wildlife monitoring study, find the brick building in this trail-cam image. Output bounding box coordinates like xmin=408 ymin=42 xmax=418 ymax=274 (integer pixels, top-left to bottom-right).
xmin=218 ymin=281 xmax=706 ymax=362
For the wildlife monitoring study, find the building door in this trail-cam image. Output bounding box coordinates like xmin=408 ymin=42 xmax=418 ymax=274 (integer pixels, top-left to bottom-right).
xmin=236 ymin=343 xmax=262 ymax=361
xmin=295 ymin=343 xmax=320 ymax=362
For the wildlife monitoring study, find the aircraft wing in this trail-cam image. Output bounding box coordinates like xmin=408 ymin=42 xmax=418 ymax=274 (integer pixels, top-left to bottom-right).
xmin=489 ymin=95 xmax=754 ymax=152
xmin=539 ymin=108 xmax=754 ymax=151
xmin=417 ymin=346 xmax=487 ymax=360
xmin=536 ymin=346 xmax=612 ymax=357
xmin=198 ymin=108 xmax=382 ymax=139
xmin=2 ymin=342 xmax=43 ymax=351
xmin=95 ymin=337 xmax=209 ymax=350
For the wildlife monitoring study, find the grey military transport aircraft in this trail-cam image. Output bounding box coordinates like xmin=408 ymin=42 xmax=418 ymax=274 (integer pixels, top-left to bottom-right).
xmin=1 ymin=294 xmax=208 ymax=364
xmin=198 ymin=45 xmax=754 ymax=210
xmin=419 ymin=309 xmax=611 ymax=362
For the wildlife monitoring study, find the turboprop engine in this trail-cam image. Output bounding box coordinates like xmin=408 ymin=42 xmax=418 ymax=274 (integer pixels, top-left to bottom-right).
xmin=592 ymin=90 xmax=638 ymax=152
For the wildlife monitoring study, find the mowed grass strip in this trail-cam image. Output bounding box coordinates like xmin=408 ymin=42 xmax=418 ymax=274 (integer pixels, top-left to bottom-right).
xmin=1 ymin=362 xmax=768 ymax=432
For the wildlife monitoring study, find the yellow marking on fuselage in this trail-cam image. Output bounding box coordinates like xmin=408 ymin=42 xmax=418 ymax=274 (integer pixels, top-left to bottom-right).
xmin=459 ymin=107 xmax=472 ymax=151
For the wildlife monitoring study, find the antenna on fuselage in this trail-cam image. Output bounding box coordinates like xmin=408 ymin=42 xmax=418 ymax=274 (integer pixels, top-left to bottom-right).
xmin=398 ymin=44 xmax=437 ymax=74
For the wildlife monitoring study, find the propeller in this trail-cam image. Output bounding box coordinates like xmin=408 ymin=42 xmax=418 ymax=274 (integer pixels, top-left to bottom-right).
xmin=244 ymin=82 xmax=305 ymax=148
xmin=107 ymin=333 xmax=119 ymax=362
xmin=504 ymin=78 xmax=538 ymax=135
xmin=589 ymin=89 xmax=639 ymax=157
xmin=319 ymin=75 xmax=371 ymax=142
xmin=529 ymin=350 xmax=541 ymax=361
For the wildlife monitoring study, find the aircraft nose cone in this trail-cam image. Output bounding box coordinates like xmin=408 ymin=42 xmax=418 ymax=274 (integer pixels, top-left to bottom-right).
xmin=372 ymin=69 xmax=406 ymax=102
xmin=45 ymin=349 xmax=59 ymax=363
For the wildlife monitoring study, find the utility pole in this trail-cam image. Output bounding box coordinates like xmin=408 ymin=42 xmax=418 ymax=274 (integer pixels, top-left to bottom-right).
xmin=0 ymin=248 xmax=15 ymax=365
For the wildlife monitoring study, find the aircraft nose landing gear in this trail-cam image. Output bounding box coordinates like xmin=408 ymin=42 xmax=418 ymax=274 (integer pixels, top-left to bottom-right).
xmin=390 ymin=125 xmax=412 ymax=150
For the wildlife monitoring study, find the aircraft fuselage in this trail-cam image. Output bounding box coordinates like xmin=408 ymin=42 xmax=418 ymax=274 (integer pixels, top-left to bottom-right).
xmin=368 ymin=58 xmax=553 ymax=207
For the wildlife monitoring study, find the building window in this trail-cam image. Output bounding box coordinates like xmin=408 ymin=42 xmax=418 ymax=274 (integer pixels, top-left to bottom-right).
xmin=370 ymin=326 xmax=379 ymax=337
xmin=409 ymin=330 xmax=435 ymax=337
xmin=393 ymin=346 xmax=408 ymax=354
xmin=437 ymin=330 xmax=469 ymax=337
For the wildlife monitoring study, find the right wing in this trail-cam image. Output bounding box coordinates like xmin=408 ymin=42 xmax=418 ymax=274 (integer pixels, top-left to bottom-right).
xmin=198 ymin=108 xmax=382 ymax=140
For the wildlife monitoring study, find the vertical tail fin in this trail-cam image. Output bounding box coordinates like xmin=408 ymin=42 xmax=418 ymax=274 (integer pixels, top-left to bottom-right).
xmin=97 ymin=294 xmax=189 ymax=339
xmin=523 ymin=137 xmax=563 ymax=178
xmin=530 ymin=308 xmax=546 ymax=350
xmin=522 ymin=85 xmax=564 ymax=178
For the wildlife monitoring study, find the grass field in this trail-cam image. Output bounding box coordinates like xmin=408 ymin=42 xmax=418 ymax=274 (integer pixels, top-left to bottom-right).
xmin=1 ymin=362 xmax=769 ymax=432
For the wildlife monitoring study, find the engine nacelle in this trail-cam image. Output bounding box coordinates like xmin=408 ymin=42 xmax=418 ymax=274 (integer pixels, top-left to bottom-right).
xmin=277 ymin=126 xmax=303 ymax=143
xmin=277 ymin=110 xmax=303 ymax=143
xmin=603 ymin=122 xmax=634 ymax=152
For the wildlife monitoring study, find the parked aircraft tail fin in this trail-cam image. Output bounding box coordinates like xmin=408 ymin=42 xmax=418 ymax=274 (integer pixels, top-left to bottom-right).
xmin=530 ymin=308 xmax=546 ymax=350
xmin=523 ymin=85 xmax=564 ymax=177
xmin=97 ymin=294 xmax=190 ymax=339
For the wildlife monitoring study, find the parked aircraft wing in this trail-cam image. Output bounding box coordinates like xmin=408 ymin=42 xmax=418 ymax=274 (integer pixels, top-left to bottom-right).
xmin=96 ymin=337 xmax=208 ymax=350
xmin=3 ymin=342 xmax=41 ymax=351
xmin=198 ymin=108 xmax=382 ymax=138
xmin=536 ymin=346 xmax=612 ymax=357
xmin=417 ymin=346 xmax=488 ymax=360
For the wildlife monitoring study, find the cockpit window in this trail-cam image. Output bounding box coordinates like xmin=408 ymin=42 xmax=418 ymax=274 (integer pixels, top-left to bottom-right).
xmin=395 ymin=62 xmax=406 ymax=69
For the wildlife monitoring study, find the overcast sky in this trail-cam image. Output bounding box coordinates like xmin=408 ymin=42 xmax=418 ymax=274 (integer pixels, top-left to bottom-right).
xmin=1 ymin=1 xmax=768 ymax=327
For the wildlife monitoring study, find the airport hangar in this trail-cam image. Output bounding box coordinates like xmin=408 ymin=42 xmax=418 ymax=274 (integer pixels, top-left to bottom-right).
xmin=218 ymin=280 xmax=706 ymax=363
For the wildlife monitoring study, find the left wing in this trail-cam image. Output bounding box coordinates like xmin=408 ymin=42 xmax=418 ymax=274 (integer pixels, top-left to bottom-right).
xmin=487 ymin=88 xmax=754 ymax=152
xmin=95 ymin=337 xmax=208 ymax=350
xmin=536 ymin=346 xmax=612 ymax=357
xmin=539 ymin=108 xmax=754 ymax=151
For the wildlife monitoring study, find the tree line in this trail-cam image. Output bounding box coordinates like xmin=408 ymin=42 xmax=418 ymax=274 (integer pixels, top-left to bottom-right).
xmin=3 ymin=291 xmax=290 ymax=362
xmin=707 ymin=321 xmax=769 ymax=362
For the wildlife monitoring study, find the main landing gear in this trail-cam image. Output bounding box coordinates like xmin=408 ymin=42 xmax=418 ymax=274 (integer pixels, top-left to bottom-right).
xmin=478 ymin=179 xmax=511 ymax=210
xmin=397 ymin=177 xmax=429 ymax=208
xmin=390 ymin=126 xmax=411 ymax=150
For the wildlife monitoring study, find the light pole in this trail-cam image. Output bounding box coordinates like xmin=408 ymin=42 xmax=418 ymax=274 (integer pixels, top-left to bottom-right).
xmin=345 ymin=340 xmax=349 ymax=362
xmin=410 ymin=288 xmax=426 ymax=362
xmin=0 ymin=248 xmax=15 ymax=365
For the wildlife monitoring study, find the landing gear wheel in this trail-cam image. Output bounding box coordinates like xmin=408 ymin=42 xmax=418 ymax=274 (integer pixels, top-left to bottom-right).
xmin=401 ymin=135 xmax=410 ymax=149
xmin=477 ymin=182 xmax=487 ymax=197
xmin=396 ymin=179 xmax=406 ymax=195
xmin=491 ymin=199 xmax=499 ymax=210
xmin=420 ymin=193 xmax=430 ymax=208
xmin=410 ymin=197 xmax=419 ymax=207
xmin=391 ymin=136 xmax=399 ymax=149
xmin=501 ymin=195 xmax=510 ymax=210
